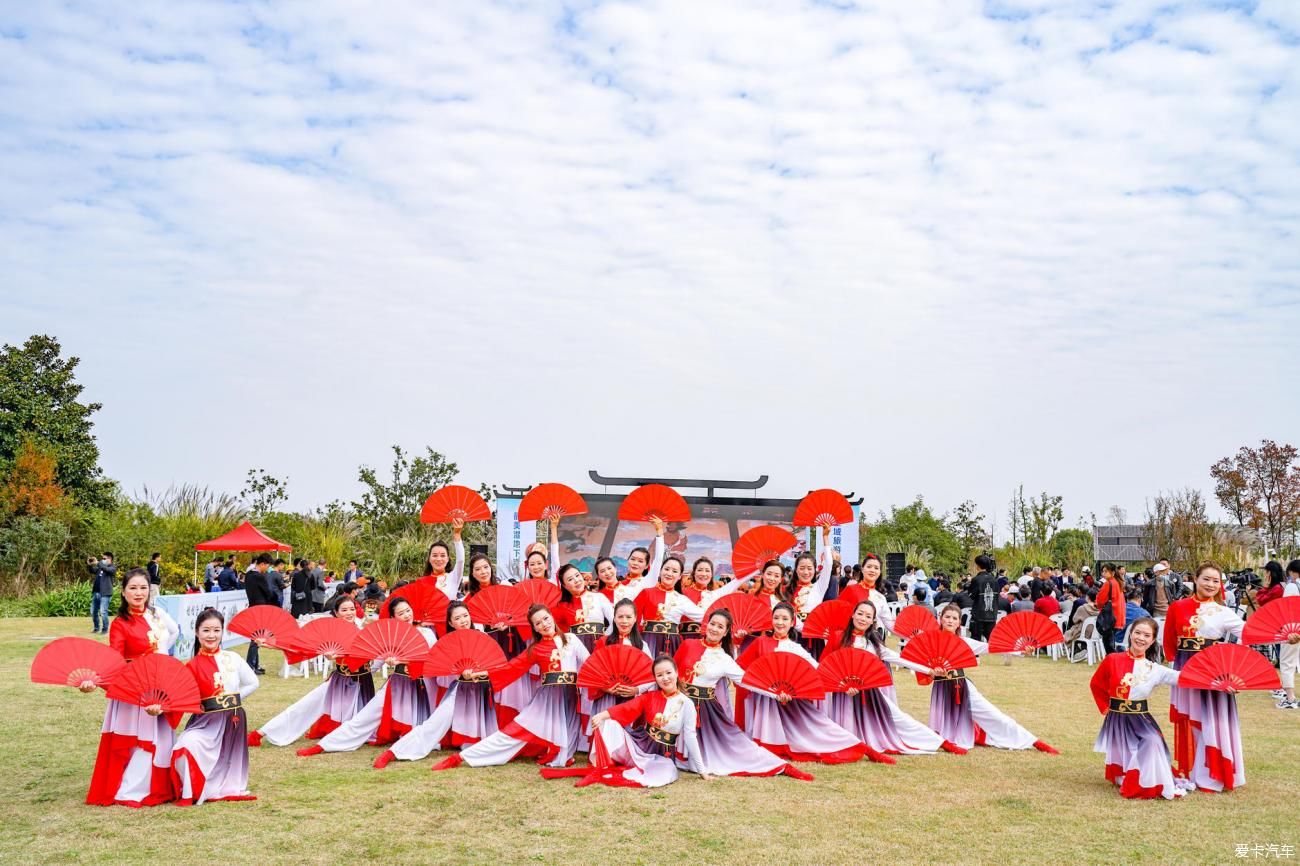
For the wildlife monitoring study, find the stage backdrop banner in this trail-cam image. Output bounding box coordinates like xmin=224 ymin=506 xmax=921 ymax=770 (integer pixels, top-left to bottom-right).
xmin=495 ymin=497 xmax=537 ymax=582
xmin=156 ymin=590 xmax=249 ymax=660
xmin=831 ymin=505 xmax=861 ymax=565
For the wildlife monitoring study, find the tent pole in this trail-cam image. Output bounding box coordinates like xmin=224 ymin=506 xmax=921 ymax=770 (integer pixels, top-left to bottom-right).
xmin=193 ymin=551 xmax=198 ymax=584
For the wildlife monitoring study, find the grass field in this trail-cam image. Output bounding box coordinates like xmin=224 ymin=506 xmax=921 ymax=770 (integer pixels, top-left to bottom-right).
xmin=1 ymin=617 xmax=1295 ymax=866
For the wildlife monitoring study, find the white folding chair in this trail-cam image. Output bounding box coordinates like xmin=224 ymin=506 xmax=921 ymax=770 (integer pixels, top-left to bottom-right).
xmin=1079 ymin=617 xmax=1104 ymax=665
xmin=1047 ymin=613 xmax=1068 ymax=660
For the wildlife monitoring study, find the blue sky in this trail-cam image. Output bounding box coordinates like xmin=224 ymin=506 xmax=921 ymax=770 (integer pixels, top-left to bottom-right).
xmin=2 ymin=0 xmax=1298 ymax=536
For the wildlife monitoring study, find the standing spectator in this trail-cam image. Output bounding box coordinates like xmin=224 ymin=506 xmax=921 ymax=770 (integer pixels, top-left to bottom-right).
xmin=243 ymin=554 xmax=274 ymax=674
xmin=1080 ymin=565 xmax=1094 ymax=588
xmin=995 ymin=568 xmax=1007 ymax=590
xmin=217 ymin=558 xmax=240 ymax=592
xmin=343 ymin=559 xmax=364 ymax=582
xmin=1017 ymin=566 xmax=1035 ymax=589
xmin=1143 ymin=561 xmax=1177 ymax=617
xmin=968 ymin=554 xmax=1000 ymax=641
xmin=145 ymin=552 xmax=163 ymax=602
xmin=1095 ymin=563 xmax=1125 ymax=654
xmin=87 ymin=552 xmax=116 ymax=634
xmin=1030 ymin=569 xmax=1055 ymax=601
xmin=1274 ymin=560 xmax=1300 ymax=710
xmin=268 ymin=558 xmax=288 ymax=609
xmin=900 ymin=564 xmax=917 ymax=597
xmin=309 ymin=559 xmax=326 ymax=612
xmin=290 ymin=559 xmax=314 ymax=617
xmin=203 ymin=556 xmax=221 ymax=592
xmin=1116 ymin=565 xmax=1129 ymax=588
xmin=1061 ymin=566 xmax=1076 ymax=588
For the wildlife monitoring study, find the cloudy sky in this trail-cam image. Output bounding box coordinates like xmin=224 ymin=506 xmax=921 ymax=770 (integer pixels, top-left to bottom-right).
xmin=3 ymin=0 xmax=1298 ymax=536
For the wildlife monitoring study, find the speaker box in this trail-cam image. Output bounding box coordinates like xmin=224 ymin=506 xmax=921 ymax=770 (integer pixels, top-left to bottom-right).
xmin=885 ymin=553 xmax=907 ymax=584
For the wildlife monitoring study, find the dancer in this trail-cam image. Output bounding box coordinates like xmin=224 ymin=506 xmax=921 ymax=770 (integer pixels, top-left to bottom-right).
xmin=734 ymin=602 xmax=874 ymax=764
xmin=928 ymin=603 xmax=1057 ymax=754
xmin=594 ymin=556 xmax=622 ymax=603
xmin=826 ymin=600 xmax=965 ymax=756
xmin=467 ymin=552 xmax=533 ymax=728
xmin=297 ymin=596 xmax=438 ymax=756
xmin=376 ymin=601 xmax=498 ymax=767
xmin=171 ymin=608 xmax=259 ymax=805
xmin=678 ymin=558 xmax=716 ymax=637
xmin=671 ymin=610 xmax=814 ymax=781
xmin=609 ymin=520 xmax=666 ymax=603
xmin=790 ymin=526 xmax=835 ymax=623
xmin=86 ymin=567 xmax=181 ymax=806
xmin=585 ymin=599 xmax=655 ymax=727
xmin=432 ymin=604 xmax=589 ymax=771
xmin=1163 ymin=561 xmax=1247 ymax=792
xmin=842 ymin=553 xmax=894 ymax=635
xmin=552 ymin=562 xmax=615 ymax=651
xmin=249 ymin=594 xmax=372 ymax=747
xmin=749 ymin=560 xmax=789 ymax=608
xmin=546 ymin=656 xmax=712 ymax=787
xmin=1090 ymin=617 xmax=1184 ymax=799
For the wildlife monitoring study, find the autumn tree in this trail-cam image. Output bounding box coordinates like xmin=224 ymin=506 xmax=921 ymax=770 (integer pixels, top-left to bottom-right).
xmin=0 ymin=437 xmax=67 ymax=522
xmin=1210 ymin=440 xmax=1300 ymax=555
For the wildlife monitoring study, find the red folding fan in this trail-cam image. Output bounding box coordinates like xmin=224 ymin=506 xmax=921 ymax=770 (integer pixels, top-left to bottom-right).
xmin=891 ymin=605 xmax=940 ymax=640
xmin=616 ymin=484 xmax=691 ymax=523
xmin=1178 ymin=642 xmax=1280 ymax=693
xmin=30 ymin=637 xmax=126 ymax=690
xmin=420 ymin=485 xmax=492 ymax=524
xmin=519 ymin=483 xmax=588 ymax=522
xmin=817 ymin=648 xmax=893 ymax=693
xmin=741 ymin=652 xmax=824 ymax=700
xmin=837 ymin=583 xmax=872 ymax=608
xmin=704 ymin=593 xmax=774 ymax=638
xmin=423 ymin=629 xmax=507 ymax=678
xmin=516 ymin=578 xmax=561 ymax=610
xmin=351 ymin=619 xmax=430 ymax=664
xmin=228 ymin=605 xmax=299 ymax=649
xmin=801 ymin=600 xmax=852 ymax=640
xmin=286 ymin=617 xmax=359 ymax=660
xmin=466 ymin=584 xmax=531 ymax=631
xmin=1243 ymin=597 xmax=1300 ymax=644
xmin=105 ymin=653 xmax=202 ymax=714
xmin=793 ymin=489 xmax=854 ymax=528
xmin=387 ymin=581 xmax=451 ymax=632
xmin=731 ymin=525 xmax=797 ymax=580
xmin=987 ymin=611 xmax=1063 ymax=654
xmin=577 ymin=644 xmax=655 ymax=693
xmin=900 ymin=629 xmax=978 ymax=675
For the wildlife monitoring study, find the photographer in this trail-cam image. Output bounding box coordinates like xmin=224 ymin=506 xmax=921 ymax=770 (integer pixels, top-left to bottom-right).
xmin=86 ymin=552 xmax=116 ymax=635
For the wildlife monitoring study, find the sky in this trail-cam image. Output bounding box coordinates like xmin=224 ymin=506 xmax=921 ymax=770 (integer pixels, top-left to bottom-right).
xmin=2 ymin=0 xmax=1298 ymax=539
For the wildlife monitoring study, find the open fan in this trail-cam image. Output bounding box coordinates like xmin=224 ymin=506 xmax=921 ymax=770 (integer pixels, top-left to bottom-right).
xmin=516 ymin=578 xmax=561 ymax=610
xmin=30 ymin=637 xmax=126 ymax=690
xmin=386 ymin=581 xmax=451 ymax=632
xmin=420 ymin=485 xmax=492 ymax=524
xmin=285 ymin=617 xmax=359 ymax=660
xmin=465 ymin=584 xmax=531 ymax=631
xmin=987 ymin=611 xmax=1063 ymax=654
xmin=105 ymin=653 xmax=202 ymax=714
xmin=519 ymin=483 xmax=588 ymax=522
xmin=423 ymin=629 xmax=507 ymax=678
xmin=741 ymin=652 xmax=824 ymax=700
xmin=900 ymin=630 xmax=978 ymax=675
xmin=1178 ymin=642 xmax=1280 ymax=693
xmin=837 ymin=584 xmax=876 ymax=609
xmin=228 ymin=605 xmax=299 ymax=649
xmin=817 ymin=648 xmax=893 ymax=693
xmin=731 ymin=525 xmax=797 ymax=580
xmin=703 ymin=593 xmax=774 ymax=638
xmin=616 ymin=484 xmax=691 ymax=523
xmin=576 ymin=644 xmax=655 ymax=694
xmin=351 ymin=619 xmax=430 ymax=664
xmin=1243 ymin=597 xmax=1300 ymax=644
xmin=793 ymin=489 xmax=854 ymax=528
xmin=891 ymin=605 xmax=940 ymax=640
xmin=801 ymin=600 xmax=852 ymax=641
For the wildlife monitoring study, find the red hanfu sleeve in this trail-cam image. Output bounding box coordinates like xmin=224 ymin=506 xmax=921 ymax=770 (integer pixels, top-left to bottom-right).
xmin=489 ymin=641 xmax=543 ymax=692
xmin=606 ymin=693 xmax=649 ymax=727
xmin=1162 ymin=601 xmax=1183 ymax=661
xmin=108 ymin=618 xmax=127 ymax=657
xmin=1089 ymin=656 xmax=1116 ymax=714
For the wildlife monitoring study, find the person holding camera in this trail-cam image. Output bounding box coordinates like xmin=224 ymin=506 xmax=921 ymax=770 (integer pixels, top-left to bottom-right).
xmin=87 ymin=552 xmax=116 ymax=634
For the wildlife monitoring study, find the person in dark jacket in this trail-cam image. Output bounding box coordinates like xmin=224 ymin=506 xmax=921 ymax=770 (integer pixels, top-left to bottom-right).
xmin=243 ymin=554 xmax=274 ymax=673
xmin=968 ymin=554 xmax=999 ymax=641
xmin=217 ymin=560 xmax=240 ymax=592
xmin=268 ymin=559 xmax=288 ymax=607
xmin=87 ymin=552 xmax=116 ymax=634
xmin=145 ymin=552 xmax=162 ymax=602
xmin=290 ymin=561 xmax=314 ymax=617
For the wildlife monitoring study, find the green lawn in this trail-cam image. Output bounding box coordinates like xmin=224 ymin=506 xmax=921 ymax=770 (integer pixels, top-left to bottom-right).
xmin=0 ymin=617 xmax=1294 ymax=865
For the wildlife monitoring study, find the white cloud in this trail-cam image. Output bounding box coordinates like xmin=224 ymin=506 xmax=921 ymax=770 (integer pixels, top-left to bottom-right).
xmin=1 ymin=0 xmax=1297 ymax=535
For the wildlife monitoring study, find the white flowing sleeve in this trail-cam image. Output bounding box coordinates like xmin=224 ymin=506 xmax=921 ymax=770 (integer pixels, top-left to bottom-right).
xmin=645 ymin=534 xmax=665 ymax=588
xmin=1152 ymin=663 xmax=1181 ymax=689
xmin=596 ymin=595 xmax=615 ymax=632
xmin=419 ymin=626 xmax=438 ymax=648
xmin=453 ymin=539 xmax=464 ymax=583
xmin=160 ymin=609 xmax=179 ymax=654
xmin=676 ymin=700 xmax=707 ymax=776
xmin=963 ymin=637 xmax=989 ymax=659
xmin=879 ymin=646 xmax=929 ymax=675
xmin=809 ymin=545 xmax=834 ymax=607
xmin=233 ymin=655 xmax=260 ymax=700
xmin=549 ymin=540 xmax=561 ymax=584
xmin=696 ymin=575 xmax=751 ymax=614
xmin=666 ymin=592 xmax=703 ymax=624
xmin=439 ymin=545 xmax=465 ymax=600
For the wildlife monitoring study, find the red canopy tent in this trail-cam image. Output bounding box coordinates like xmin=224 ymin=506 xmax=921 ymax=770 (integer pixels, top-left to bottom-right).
xmin=193 ymin=521 xmax=292 ymax=581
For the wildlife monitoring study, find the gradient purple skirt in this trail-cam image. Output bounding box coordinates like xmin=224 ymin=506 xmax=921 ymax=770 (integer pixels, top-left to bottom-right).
xmin=828 ymin=690 xmax=902 ymax=753
xmin=929 ymin=679 xmax=974 ymax=749
xmin=694 ymin=696 xmax=789 ymax=776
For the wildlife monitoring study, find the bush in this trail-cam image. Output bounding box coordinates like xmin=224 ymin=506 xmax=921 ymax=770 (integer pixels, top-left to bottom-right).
xmin=33 ymin=581 xmax=94 ymax=617
xmin=0 ymin=516 xmax=72 ymax=592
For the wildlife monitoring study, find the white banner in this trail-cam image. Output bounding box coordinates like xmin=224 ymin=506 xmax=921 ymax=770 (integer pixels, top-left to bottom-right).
xmin=495 ymin=496 xmax=536 ymax=583
xmin=829 ymin=505 xmax=861 ymax=565
xmin=155 ymin=590 xmax=249 ymax=660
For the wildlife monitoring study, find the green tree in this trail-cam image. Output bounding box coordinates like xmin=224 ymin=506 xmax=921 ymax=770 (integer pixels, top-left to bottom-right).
xmin=947 ymin=499 xmax=991 ymax=570
xmin=861 ymin=496 xmax=964 ymax=574
xmin=1047 ymin=528 xmax=1093 ymax=571
xmin=352 ymin=445 xmax=460 ymax=535
xmin=1024 ymin=491 xmax=1064 ymax=547
xmin=0 ymin=335 xmax=109 ymax=507
xmin=240 ymin=468 xmax=288 ymax=518
xmin=0 ymin=516 xmax=72 ymax=591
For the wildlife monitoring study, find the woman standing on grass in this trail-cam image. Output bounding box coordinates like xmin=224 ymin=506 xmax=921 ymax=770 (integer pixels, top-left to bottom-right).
xmin=171 ymin=608 xmax=260 ymax=805
xmin=1089 ymin=616 xmax=1185 ymax=799
xmin=86 ymin=567 xmax=180 ymax=806
xmin=669 ymin=610 xmax=814 ymax=781
xmin=248 ymin=594 xmax=372 ymax=747
xmin=841 ymin=553 xmax=894 ymax=635
xmin=466 ymin=552 xmax=533 ymax=729
xmin=375 ymin=601 xmax=498 ymax=767
xmin=927 ymin=603 xmax=1058 ymax=755
xmin=826 ymin=600 xmax=966 ymax=756
xmin=432 ymin=604 xmax=590 ymax=772
xmin=296 ymin=595 xmax=438 ymax=757
xmin=1163 ymin=561 xmax=1247 ymax=792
